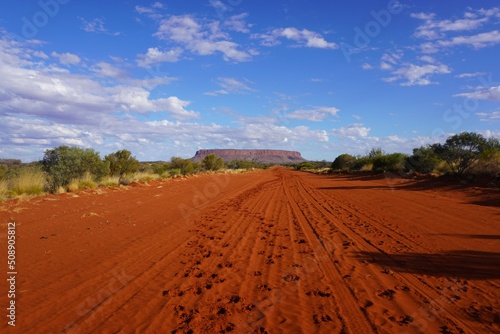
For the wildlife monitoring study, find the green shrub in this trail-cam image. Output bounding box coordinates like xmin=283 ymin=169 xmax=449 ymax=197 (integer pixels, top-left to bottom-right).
xmin=42 ymin=146 xmax=108 ymax=191
xmin=331 ymin=154 xmax=356 ymax=171
xmin=151 ymin=162 xmax=171 ymax=175
xmin=406 ymin=146 xmax=441 ymax=174
xmin=372 ymin=153 xmax=407 ymax=173
xmin=468 ymin=150 xmax=500 ymax=176
xmin=202 ymin=154 xmax=225 ymax=171
xmin=105 ymin=150 xmax=139 ymax=177
xmin=431 ymin=132 xmax=492 ymax=175
xmin=295 ymin=162 xmax=314 ymax=170
xmin=170 ymin=157 xmax=195 ymax=175
xmin=352 ymin=156 xmax=372 ymax=171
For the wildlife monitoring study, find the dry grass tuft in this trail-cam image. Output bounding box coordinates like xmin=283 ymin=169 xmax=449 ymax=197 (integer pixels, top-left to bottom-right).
xmin=135 ymin=172 xmax=160 ymax=182
xmin=9 ymin=168 xmax=46 ymax=196
xmin=100 ymin=176 xmax=120 ymax=187
xmin=78 ymin=172 xmax=97 ymax=190
xmin=0 ymin=180 xmax=8 ymax=202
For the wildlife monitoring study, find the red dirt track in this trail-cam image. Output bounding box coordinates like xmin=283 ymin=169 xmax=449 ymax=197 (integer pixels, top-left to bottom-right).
xmin=1 ymin=167 xmax=499 ymax=333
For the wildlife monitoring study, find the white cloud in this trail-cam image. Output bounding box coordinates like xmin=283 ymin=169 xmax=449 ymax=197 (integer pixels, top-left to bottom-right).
xmin=204 ymin=89 xmax=229 ymax=96
xmin=219 ymin=77 xmax=253 ymax=92
xmin=384 ymin=63 xmax=451 ymax=86
xmin=51 ymin=51 xmax=81 ymax=65
xmin=411 ymin=8 xmax=500 ymax=53
xmin=79 ymin=17 xmax=120 ymax=36
xmin=476 ymin=111 xmax=500 ymax=121
xmin=136 ymin=47 xmax=182 ymax=67
xmin=286 ymin=107 xmax=340 ymax=121
xmin=418 ymin=55 xmax=435 ymax=63
xmin=455 ymin=71 xmax=487 ymax=78
xmin=224 ymin=13 xmax=252 ymax=33
xmin=380 ymin=62 xmax=393 ymax=70
xmin=454 ymin=86 xmax=500 ymax=100
xmin=437 ymin=30 xmax=500 ymax=49
xmin=411 ymin=9 xmax=493 ymax=40
xmin=135 ymin=2 xmax=165 ymax=19
xmin=33 ymin=50 xmax=48 ymax=59
xmin=154 ymin=15 xmax=252 ymax=62
xmin=332 ymin=123 xmax=370 ymax=139
xmin=0 ymin=37 xmax=198 ymax=124
xmin=253 ymin=27 xmax=337 ymax=49
xmin=361 ymin=63 xmax=373 ymax=70
xmin=91 ymin=62 xmax=128 ymax=79
xmin=205 ymin=77 xmax=254 ymax=96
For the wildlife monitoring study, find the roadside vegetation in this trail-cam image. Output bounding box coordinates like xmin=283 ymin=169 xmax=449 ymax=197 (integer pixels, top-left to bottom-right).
xmin=0 ymin=149 xmax=268 ymax=201
xmin=1 ymin=132 xmax=497 ymax=201
xmin=329 ymin=132 xmax=500 ymax=179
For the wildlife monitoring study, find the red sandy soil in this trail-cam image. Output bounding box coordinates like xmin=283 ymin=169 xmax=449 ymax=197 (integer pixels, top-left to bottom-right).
xmin=0 ymin=167 xmax=499 ymax=333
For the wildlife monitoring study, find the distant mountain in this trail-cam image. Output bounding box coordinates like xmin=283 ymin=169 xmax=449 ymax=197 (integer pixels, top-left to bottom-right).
xmin=191 ymin=149 xmax=306 ymax=164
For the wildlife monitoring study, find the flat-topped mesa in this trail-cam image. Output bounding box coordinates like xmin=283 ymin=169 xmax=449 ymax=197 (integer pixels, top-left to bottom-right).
xmin=191 ymin=149 xmax=306 ymax=164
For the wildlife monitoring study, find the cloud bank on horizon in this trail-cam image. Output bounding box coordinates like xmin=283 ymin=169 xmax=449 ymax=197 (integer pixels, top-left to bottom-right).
xmin=0 ymin=0 xmax=499 ymax=162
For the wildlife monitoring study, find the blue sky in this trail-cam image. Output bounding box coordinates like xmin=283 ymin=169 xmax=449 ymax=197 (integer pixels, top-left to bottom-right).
xmin=0 ymin=0 xmax=499 ymax=162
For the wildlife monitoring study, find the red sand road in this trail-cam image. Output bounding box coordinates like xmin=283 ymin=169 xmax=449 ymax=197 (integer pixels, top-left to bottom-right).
xmin=0 ymin=167 xmax=499 ymax=333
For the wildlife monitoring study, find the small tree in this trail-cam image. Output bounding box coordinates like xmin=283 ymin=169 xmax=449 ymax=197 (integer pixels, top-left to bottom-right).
xmin=432 ymin=132 xmax=489 ymax=175
xmin=352 ymin=156 xmax=372 ymax=171
xmin=170 ymin=157 xmax=195 ymax=175
xmin=368 ymin=147 xmax=384 ymax=159
xmin=406 ymin=146 xmax=441 ymax=174
xmin=42 ymin=146 xmax=108 ymax=191
xmin=201 ymin=154 xmax=225 ymax=171
xmin=151 ymin=162 xmax=171 ymax=175
xmin=105 ymin=150 xmax=139 ymax=178
xmin=331 ymin=154 xmax=356 ymax=171
xmin=372 ymin=153 xmax=407 ymax=173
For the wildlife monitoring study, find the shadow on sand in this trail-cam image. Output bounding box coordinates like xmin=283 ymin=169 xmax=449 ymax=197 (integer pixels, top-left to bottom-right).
xmin=354 ymin=250 xmax=500 ymax=280
xmin=315 ymin=173 xmax=500 ymax=208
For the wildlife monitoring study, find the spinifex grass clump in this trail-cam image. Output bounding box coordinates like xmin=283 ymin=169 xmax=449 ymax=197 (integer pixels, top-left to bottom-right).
xmin=8 ymin=168 xmax=47 ymax=196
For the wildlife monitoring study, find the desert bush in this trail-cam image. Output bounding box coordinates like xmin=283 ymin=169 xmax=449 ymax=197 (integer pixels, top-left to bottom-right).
xmin=372 ymin=153 xmax=407 ymax=173
xmin=352 ymin=156 xmax=372 ymax=171
xmin=406 ymin=146 xmax=441 ymax=174
xmin=9 ymin=167 xmax=46 ymax=196
xmin=42 ymin=146 xmax=108 ymax=191
xmin=368 ymin=147 xmax=384 ymax=159
xmin=105 ymin=150 xmax=139 ymax=178
xmin=170 ymin=157 xmax=196 ymax=175
xmin=467 ymin=150 xmax=500 ymax=176
xmin=226 ymin=159 xmax=266 ymax=170
xmin=295 ymin=161 xmax=314 ymax=170
xmin=331 ymin=154 xmax=356 ymax=171
xmin=431 ymin=132 xmax=492 ymax=175
xmin=151 ymin=162 xmax=171 ymax=175
xmin=201 ymin=154 xmax=225 ymax=171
